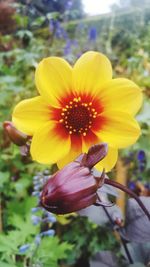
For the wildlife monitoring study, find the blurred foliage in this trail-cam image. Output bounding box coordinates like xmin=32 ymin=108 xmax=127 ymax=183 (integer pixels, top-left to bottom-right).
xmin=19 ymin=0 xmax=84 ymax=18
xmin=61 ymin=216 xmax=118 ymax=266
xmin=0 ymin=0 xmax=17 ymax=35
xmin=0 ymin=1 xmax=150 ymax=266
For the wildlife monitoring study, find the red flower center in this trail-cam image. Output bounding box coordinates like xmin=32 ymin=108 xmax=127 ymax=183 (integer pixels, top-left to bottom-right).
xmin=59 ymin=97 xmax=98 ymax=136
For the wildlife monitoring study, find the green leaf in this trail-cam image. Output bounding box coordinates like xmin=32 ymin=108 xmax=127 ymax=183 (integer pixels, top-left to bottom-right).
xmin=0 ymin=261 xmax=17 ymax=267
xmin=7 ymin=197 xmax=37 ymax=217
xmin=0 ymin=172 xmax=9 ymax=189
xmin=0 ymin=233 xmax=18 ymax=254
xmin=35 ymin=236 xmax=73 ymax=266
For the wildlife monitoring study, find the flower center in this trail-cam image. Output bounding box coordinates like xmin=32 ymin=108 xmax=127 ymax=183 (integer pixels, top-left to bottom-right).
xmin=59 ymin=97 xmax=97 ymax=136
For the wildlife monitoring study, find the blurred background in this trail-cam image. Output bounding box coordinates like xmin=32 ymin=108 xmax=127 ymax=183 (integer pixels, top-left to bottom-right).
xmin=0 ymin=0 xmax=150 ymax=267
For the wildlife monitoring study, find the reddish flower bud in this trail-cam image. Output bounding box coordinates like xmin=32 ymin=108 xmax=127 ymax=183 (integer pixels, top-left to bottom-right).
xmin=40 ymin=143 xmax=108 ymax=214
xmin=3 ymin=121 xmax=29 ymax=146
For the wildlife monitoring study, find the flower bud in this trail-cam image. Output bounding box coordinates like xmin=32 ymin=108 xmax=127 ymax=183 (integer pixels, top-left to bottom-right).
xmin=40 ymin=143 xmax=108 ymax=214
xmin=3 ymin=121 xmax=29 ymax=146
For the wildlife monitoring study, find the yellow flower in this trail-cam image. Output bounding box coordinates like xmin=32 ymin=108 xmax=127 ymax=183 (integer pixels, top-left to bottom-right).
xmin=12 ymin=51 xmax=142 ymax=171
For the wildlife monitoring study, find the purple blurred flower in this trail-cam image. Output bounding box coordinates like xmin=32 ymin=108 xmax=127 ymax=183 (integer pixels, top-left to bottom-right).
xmin=19 ymin=244 xmax=30 ymax=253
xmin=64 ymin=39 xmax=78 ymax=56
xmin=43 ymin=215 xmax=57 ymax=223
xmin=89 ymin=27 xmax=97 ymax=42
xmin=139 ymin=163 xmax=146 ymax=172
xmin=33 ymin=175 xmax=40 ymax=181
xmin=64 ymin=39 xmax=72 ymax=55
xmin=137 ymin=150 xmax=146 ymax=162
xmin=35 ymin=235 xmax=41 ymax=246
xmin=66 ymin=0 xmax=73 ymax=10
xmin=49 ymin=19 xmax=55 ymax=33
xmin=32 ymin=191 xmax=40 ymax=197
xmin=49 ymin=19 xmax=67 ymax=39
xmin=40 ymin=229 xmax=55 ymax=237
xmin=31 ymin=207 xmax=41 ymax=213
xmin=34 ymin=184 xmax=41 ymax=191
xmin=128 ymin=181 xmax=136 ymax=191
xmin=31 ymin=215 xmax=41 ymax=225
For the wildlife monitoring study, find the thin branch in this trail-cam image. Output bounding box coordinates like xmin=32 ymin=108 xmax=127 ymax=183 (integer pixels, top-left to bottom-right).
xmin=121 ymin=237 xmax=134 ymax=264
xmin=102 ymin=206 xmax=134 ymax=264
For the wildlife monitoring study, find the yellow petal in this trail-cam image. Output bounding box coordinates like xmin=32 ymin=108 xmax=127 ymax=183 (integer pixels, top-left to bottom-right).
xmin=73 ymin=51 xmax=112 ymax=95
xmin=57 ymin=134 xmax=82 ymax=169
xmin=98 ymin=78 xmax=143 ymax=116
xmin=95 ymin=147 xmax=118 ymax=172
xmin=82 ymin=130 xmax=99 ymax=152
xmin=57 ymin=148 xmax=80 ymax=169
xmin=12 ymin=96 xmax=50 ymax=135
xmin=30 ymin=122 xmax=71 ymax=164
xmin=81 ymin=131 xmax=117 ymax=171
xmin=95 ymin=111 xmax=141 ymax=148
xmin=35 ymin=57 xmax=72 ymax=107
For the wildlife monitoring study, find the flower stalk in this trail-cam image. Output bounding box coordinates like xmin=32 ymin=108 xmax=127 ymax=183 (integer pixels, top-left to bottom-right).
xmin=102 ymin=206 xmax=134 ymax=264
xmin=104 ymin=178 xmax=150 ymax=221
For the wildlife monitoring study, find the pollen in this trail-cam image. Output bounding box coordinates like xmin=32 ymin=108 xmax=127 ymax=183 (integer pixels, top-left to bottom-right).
xmin=59 ymin=96 xmax=98 ymax=135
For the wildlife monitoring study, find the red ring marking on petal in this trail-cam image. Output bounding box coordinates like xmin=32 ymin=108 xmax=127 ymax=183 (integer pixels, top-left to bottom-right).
xmin=50 ymin=107 xmax=62 ymax=121
xmin=53 ymin=123 xmax=69 ymax=140
xmin=49 ymin=91 xmax=106 ymax=138
xmin=70 ymin=133 xmax=82 ymax=151
xmin=92 ymin=115 xmax=108 ymax=132
xmin=82 ymin=130 xmax=99 ymax=148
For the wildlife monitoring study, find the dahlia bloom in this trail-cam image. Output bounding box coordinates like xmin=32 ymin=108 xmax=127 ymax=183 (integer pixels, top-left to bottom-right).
xmin=12 ymin=51 xmax=142 ymax=171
